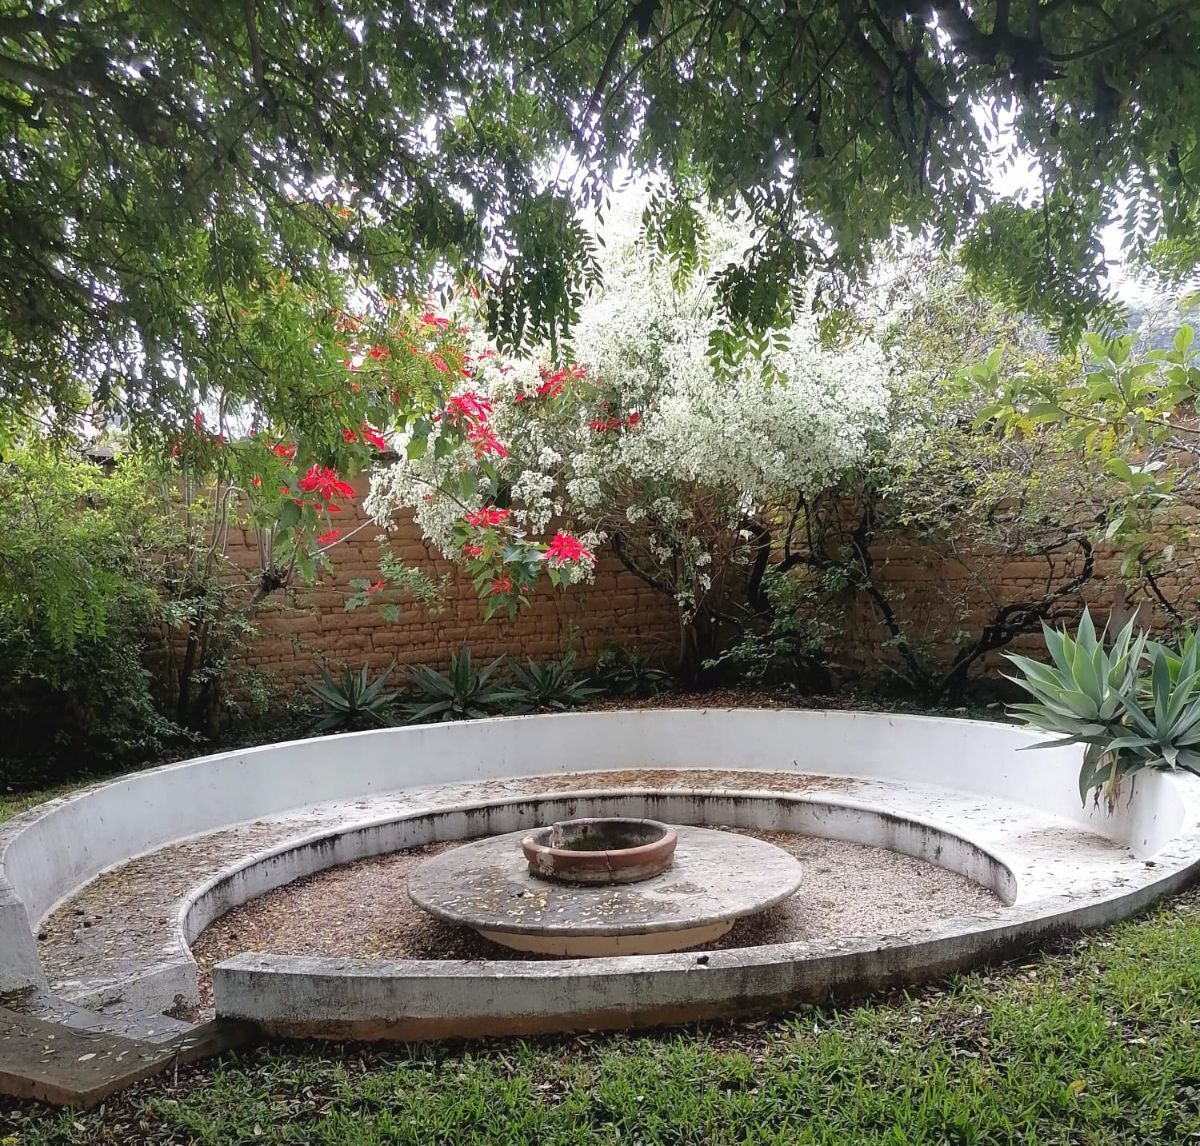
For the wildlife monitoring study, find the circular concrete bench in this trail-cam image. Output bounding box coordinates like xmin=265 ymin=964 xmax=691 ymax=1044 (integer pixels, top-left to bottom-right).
xmin=3 ymin=709 xmax=1197 ymax=1037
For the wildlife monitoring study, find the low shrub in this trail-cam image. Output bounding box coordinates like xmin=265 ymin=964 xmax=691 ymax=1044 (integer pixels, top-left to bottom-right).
xmin=0 ymin=447 xmax=187 ymax=787
xmin=0 ymin=596 xmax=189 ymax=789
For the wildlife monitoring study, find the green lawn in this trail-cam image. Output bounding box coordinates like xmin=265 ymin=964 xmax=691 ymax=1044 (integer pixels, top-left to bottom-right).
xmin=4 ymin=884 xmax=1200 ymax=1145
xmin=0 ymin=784 xmax=88 ymax=827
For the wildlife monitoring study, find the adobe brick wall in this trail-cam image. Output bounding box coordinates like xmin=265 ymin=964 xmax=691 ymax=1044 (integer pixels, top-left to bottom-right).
xmin=816 ymin=527 xmax=1181 ymax=683
xmin=225 ymin=475 xmax=1195 ymax=692
xmin=225 ymin=477 xmax=680 ymax=687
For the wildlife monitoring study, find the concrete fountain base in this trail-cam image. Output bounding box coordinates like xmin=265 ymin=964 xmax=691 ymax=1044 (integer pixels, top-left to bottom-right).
xmin=408 ymin=825 xmax=804 ymax=956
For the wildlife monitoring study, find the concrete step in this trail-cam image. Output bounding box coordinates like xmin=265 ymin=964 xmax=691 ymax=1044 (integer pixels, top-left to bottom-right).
xmin=0 ymin=1002 xmax=254 ymax=1108
xmin=2 ymin=986 xmax=195 ymax=1045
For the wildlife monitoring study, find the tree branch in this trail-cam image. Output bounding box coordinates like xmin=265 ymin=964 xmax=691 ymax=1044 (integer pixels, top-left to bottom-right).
xmin=242 ymin=0 xmax=277 ymax=120
xmin=934 ymin=535 xmax=1095 ymax=698
xmin=611 ymin=530 xmax=675 ymax=596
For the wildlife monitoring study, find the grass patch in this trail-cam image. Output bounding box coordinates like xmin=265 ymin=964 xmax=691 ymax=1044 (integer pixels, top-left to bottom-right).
xmin=5 ymin=887 xmax=1200 ymax=1144
xmin=0 ymin=783 xmax=90 ymax=826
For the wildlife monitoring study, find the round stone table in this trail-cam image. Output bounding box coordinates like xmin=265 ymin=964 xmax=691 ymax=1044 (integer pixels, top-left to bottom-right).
xmin=408 ymin=826 xmax=804 ymax=956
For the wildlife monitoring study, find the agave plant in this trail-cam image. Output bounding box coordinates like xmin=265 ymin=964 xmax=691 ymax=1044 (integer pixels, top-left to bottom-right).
xmin=1116 ymin=641 xmax=1200 ymax=778
xmin=308 ymin=662 xmax=399 ymax=732
xmin=1005 ymin=609 xmax=1200 ymax=803
xmin=1144 ymin=629 xmax=1200 ymax=686
xmin=401 ymin=646 xmax=520 ymax=722
xmin=508 ymin=651 xmax=602 ymax=713
xmin=594 ymin=645 xmax=673 ymax=698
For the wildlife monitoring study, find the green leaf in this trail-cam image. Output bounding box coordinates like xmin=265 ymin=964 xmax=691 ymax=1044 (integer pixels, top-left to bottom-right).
xmin=277 ymin=499 xmax=301 ymax=530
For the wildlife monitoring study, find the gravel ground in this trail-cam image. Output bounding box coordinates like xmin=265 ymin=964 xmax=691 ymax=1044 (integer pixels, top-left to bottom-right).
xmin=191 ymin=830 xmax=1001 ymax=1006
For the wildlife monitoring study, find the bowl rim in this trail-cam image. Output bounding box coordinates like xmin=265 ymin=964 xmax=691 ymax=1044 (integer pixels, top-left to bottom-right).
xmin=521 ymin=817 xmax=678 ymax=864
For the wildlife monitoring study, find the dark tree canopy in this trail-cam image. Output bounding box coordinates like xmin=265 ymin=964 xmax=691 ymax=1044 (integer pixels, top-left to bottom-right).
xmin=2 ymin=1 xmax=1198 ymax=433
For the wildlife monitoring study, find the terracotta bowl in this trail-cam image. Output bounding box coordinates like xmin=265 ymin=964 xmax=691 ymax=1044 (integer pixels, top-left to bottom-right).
xmin=521 ymin=817 xmax=678 ymax=885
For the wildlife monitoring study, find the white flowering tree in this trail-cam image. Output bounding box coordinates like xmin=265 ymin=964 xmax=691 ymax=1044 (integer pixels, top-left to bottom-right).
xmin=365 ymin=201 xmax=890 ymax=676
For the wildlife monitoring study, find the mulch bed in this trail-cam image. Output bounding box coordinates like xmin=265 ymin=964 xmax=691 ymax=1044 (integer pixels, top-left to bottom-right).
xmin=190 ymin=828 xmax=1000 ymax=1007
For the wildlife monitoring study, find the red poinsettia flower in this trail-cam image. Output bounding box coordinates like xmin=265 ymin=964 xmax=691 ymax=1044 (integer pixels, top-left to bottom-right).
xmin=367 ymin=345 xmax=390 ymax=360
xmin=298 ymin=465 xmax=354 ymax=501
xmin=192 ymin=410 xmax=205 ymax=430
xmin=446 ymin=392 xmax=492 ymax=427
xmin=535 ymin=366 xmax=568 ymax=399
xmin=271 ymin=441 xmax=297 ymax=461
xmin=462 ymin=542 xmax=485 ymax=558
xmin=544 ymin=532 xmax=594 ymax=566
xmin=489 ymin=574 xmax=514 ymax=596
xmin=419 ymin=309 xmax=450 ymax=330
xmin=464 ymin=507 xmax=510 ymax=527
xmin=251 ymin=475 xmax=262 ymax=488
xmin=360 ymin=423 xmax=387 ymax=451
xmin=316 ymin=528 xmax=341 ymax=546
xmin=468 ymin=424 xmax=507 ymax=459
xmin=367 ymin=579 xmax=384 ymax=595
xmin=626 ymin=411 xmax=641 ymax=427
xmin=342 ymin=428 xmax=358 ymax=443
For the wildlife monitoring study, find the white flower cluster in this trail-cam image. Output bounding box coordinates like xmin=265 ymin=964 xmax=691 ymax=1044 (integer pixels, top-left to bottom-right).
xmin=366 ymin=193 xmax=891 ymax=604
xmin=363 ymin=422 xmax=479 ymax=557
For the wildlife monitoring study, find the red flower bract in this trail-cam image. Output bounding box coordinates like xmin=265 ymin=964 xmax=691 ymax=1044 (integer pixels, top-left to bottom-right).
xmin=489 ymin=575 xmax=514 ymax=596
xmin=544 ymin=532 xmax=594 ymax=566
xmin=316 ymin=528 xmax=341 ymax=546
xmin=468 ymin=424 xmax=507 ymax=459
xmin=446 ymin=392 xmax=492 ymax=428
xmin=360 ymin=424 xmax=387 ymax=451
xmin=535 ymin=371 xmax=566 ymax=399
xmin=534 ymin=363 xmax=586 ymax=399
xmin=298 ymin=465 xmax=355 ymax=501
xmin=342 ymin=428 xmax=358 ymax=443
xmin=464 ymin=507 xmax=509 ymax=527
xmin=462 ymin=542 xmax=485 ymax=558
